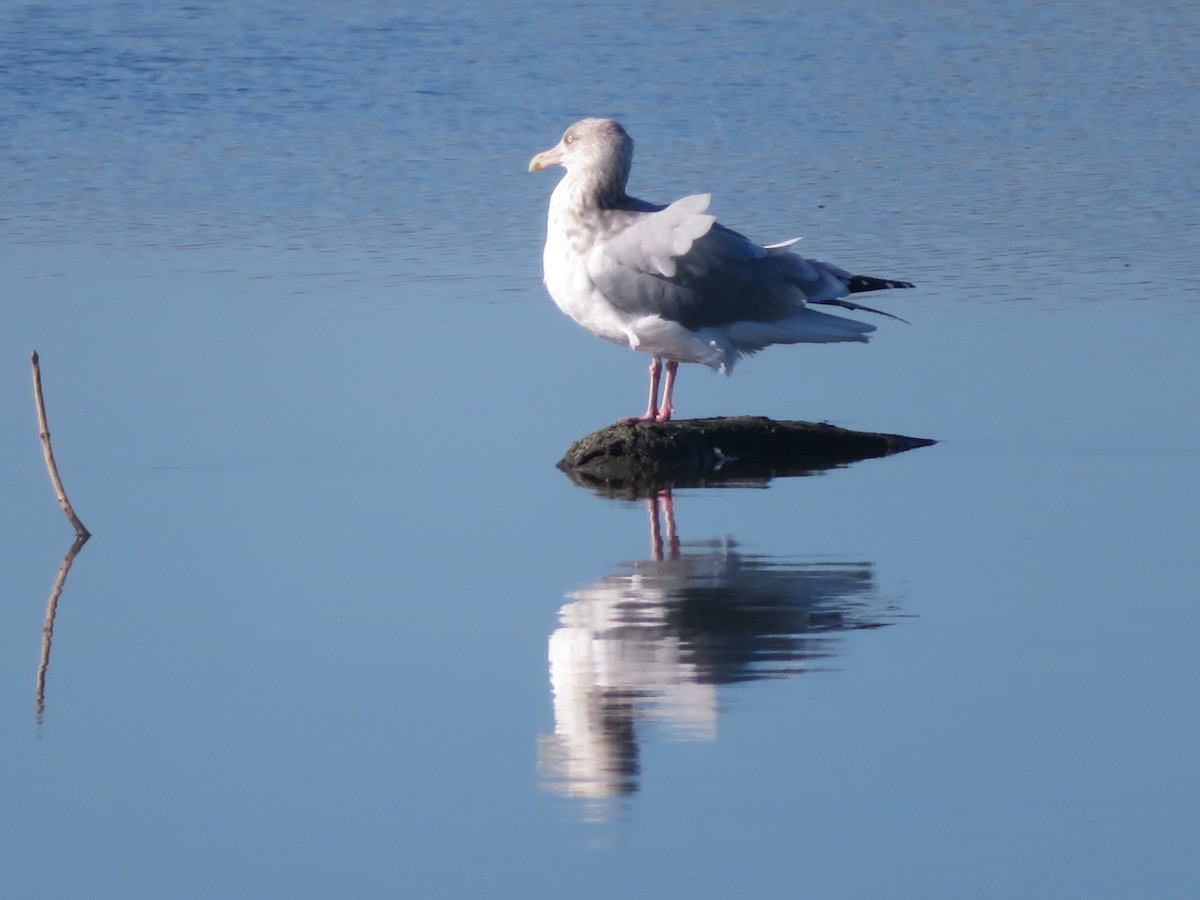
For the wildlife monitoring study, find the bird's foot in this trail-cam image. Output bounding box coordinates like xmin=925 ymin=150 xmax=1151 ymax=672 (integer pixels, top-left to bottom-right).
xmin=620 ymin=407 xmax=673 ymax=425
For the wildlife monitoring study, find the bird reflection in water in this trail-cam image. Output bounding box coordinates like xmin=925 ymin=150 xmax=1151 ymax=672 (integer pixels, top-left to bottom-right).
xmin=538 ymin=491 xmax=894 ymax=810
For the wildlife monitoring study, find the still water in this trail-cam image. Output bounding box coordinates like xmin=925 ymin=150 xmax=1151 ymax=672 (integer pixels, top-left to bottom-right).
xmin=3 ymin=1 xmax=1198 ymax=897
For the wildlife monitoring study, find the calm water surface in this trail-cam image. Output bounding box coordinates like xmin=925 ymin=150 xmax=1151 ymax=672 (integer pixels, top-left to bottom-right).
xmin=2 ymin=2 xmax=1198 ymax=897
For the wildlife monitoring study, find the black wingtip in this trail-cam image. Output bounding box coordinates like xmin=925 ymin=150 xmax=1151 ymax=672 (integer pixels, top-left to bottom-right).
xmin=813 ymin=297 xmax=912 ymax=324
xmin=846 ymin=275 xmax=915 ymax=293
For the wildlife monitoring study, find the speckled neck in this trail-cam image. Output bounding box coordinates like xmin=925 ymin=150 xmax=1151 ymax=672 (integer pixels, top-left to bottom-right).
xmin=558 ymin=166 xmax=628 ymax=215
xmin=562 ymin=122 xmax=634 ymax=211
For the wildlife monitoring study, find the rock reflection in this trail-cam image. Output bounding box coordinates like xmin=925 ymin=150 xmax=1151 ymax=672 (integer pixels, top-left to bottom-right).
xmin=538 ymin=492 xmax=892 ymax=809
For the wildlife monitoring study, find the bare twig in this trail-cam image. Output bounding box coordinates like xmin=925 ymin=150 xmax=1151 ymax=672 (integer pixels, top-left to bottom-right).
xmin=31 ymin=350 xmax=90 ymax=538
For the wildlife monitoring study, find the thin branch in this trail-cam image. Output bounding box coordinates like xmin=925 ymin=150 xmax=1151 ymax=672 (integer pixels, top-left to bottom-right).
xmin=31 ymin=350 xmax=90 ymax=538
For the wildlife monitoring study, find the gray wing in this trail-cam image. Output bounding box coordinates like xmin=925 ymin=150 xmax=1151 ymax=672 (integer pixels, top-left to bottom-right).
xmin=587 ymin=193 xmax=853 ymax=330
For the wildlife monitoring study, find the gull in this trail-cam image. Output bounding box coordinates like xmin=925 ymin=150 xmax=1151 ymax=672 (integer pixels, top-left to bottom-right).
xmin=529 ymin=118 xmax=914 ymax=423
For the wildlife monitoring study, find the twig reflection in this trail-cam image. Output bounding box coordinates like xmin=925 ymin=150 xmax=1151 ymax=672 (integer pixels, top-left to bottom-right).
xmin=36 ymin=534 xmax=89 ymax=725
xmin=539 ymin=491 xmax=895 ymax=810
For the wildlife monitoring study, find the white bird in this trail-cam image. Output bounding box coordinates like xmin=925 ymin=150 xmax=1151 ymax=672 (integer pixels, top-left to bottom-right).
xmin=529 ymin=118 xmax=914 ymax=423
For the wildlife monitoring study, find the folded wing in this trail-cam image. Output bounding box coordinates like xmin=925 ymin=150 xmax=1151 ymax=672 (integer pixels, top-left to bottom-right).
xmin=588 ymin=194 xmax=868 ymax=330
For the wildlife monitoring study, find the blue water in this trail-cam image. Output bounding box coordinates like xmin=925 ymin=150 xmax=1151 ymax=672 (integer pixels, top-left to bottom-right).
xmin=3 ymin=2 xmax=1198 ymax=897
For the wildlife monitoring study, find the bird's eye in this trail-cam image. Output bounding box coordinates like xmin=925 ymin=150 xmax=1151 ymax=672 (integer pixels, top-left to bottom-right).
xmin=564 ymin=133 xmax=575 ymax=144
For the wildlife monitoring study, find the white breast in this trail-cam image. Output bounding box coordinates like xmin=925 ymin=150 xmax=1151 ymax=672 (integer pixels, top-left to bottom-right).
xmin=542 ymin=183 xmax=633 ymax=347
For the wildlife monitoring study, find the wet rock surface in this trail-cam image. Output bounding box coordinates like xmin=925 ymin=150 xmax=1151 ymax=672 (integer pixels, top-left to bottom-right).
xmin=558 ymin=416 xmax=936 ymax=497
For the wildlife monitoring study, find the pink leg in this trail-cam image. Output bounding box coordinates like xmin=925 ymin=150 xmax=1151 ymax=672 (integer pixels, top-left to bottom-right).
xmin=654 ymin=360 xmax=679 ymax=423
xmin=622 ymin=357 xmax=663 ymax=423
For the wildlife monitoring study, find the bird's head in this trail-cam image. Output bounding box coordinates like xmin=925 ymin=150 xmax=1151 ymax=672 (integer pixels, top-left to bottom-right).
xmin=529 ymin=118 xmax=634 ymax=196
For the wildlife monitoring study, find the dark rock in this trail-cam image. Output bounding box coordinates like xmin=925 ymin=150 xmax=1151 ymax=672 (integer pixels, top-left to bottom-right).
xmin=557 ymin=416 xmax=936 ymax=497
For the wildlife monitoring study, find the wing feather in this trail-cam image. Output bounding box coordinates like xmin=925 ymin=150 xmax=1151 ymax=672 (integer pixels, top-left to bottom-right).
xmin=588 ymin=195 xmax=813 ymax=329
xmin=586 ymin=194 xmax=908 ymax=332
